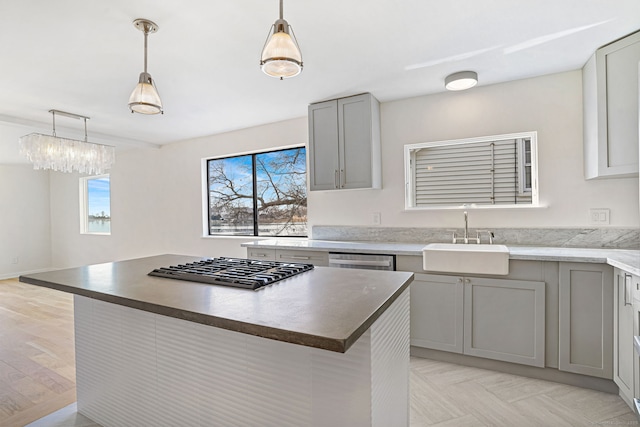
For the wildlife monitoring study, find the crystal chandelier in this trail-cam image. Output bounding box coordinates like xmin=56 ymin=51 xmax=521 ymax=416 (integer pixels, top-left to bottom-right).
xmin=19 ymin=110 xmax=115 ymax=175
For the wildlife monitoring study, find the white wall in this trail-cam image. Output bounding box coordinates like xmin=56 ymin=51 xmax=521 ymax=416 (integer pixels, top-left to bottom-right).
xmin=49 ymin=118 xmax=308 ymax=268
xmin=0 ymin=165 xmax=51 ymax=278
xmin=43 ymin=70 xmax=639 ymax=269
xmin=309 ymin=70 xmax=639 ymax=229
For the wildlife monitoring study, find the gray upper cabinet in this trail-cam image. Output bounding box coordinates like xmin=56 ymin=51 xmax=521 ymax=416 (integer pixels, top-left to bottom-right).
xmin=308 ymin=93 xmax=381 ymax=191
xmin=583 ymin=30 xmax=640 ymax=179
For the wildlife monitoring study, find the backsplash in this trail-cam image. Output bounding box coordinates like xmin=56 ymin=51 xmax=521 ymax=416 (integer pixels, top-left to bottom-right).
xmin=312 ymin=226 xmax=640 ymax=249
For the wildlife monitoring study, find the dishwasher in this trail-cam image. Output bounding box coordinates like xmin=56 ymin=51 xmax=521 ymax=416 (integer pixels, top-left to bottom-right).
xmin=328 ymin=252 xmax=396 ymax=271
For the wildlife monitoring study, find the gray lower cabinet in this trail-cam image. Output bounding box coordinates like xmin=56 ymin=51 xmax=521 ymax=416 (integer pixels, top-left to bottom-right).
xmin=614 ymin=268 xmax=635 ymax=406
xmin=463 ymin=277 xmax=546 ymax=367
xmin=410 ymin=274 xmax=463 ymax=353
xmin=633 ymin=281 xmax=640 ymax=404
xmin=559 ymin=262 xmax=614 ymax=379
xmin=246 ymin=247 xmax=328 ymax=267
xmin=410 ymin=273 xmax=546 ymax=367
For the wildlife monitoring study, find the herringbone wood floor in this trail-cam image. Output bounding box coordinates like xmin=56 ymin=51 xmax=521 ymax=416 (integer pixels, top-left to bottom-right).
xmin=0 ymin=278 xmax=636 ymax=427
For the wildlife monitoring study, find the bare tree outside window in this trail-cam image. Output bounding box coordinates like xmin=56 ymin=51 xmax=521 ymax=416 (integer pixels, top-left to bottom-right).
xmin=208 ymin=147 xmax=307 ymax=236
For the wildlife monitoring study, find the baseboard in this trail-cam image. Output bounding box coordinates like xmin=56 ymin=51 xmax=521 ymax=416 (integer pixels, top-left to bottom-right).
xmin=0 ymin=267 xmax=59 ymax=281
xmin=411 ymin=346 xmax=618 ymax=395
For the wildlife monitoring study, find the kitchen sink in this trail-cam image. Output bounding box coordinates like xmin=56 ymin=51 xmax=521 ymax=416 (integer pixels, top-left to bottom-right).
xmin=422 ymin=243 xmax=509 ymax=275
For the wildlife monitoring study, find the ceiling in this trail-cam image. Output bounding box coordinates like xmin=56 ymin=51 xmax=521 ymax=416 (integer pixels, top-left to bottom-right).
xmin=1 ymin=0 xmax=639 ymax=163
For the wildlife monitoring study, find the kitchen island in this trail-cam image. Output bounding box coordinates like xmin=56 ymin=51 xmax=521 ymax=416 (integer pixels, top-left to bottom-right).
xmin=19 ymin=254 xmax=414 ymax=427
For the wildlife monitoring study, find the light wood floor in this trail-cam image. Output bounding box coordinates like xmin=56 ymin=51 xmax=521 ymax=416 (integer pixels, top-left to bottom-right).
xmin=0 ymin=278 xmax=76 ymax=427
xmin=1 ymin=277 xmax=636 ymax=427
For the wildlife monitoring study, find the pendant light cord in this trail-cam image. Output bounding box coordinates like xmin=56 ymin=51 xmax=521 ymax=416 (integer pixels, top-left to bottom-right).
xmin=279 ymin=0 xmax=283 ymax=19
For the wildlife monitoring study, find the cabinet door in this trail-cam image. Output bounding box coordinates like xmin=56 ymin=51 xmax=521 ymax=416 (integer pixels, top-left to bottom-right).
xmin=308 ymin=100 xmax=339 ymax=190
xmin=410 ymin=274 xmax=463 ymax=353
xmin=583 ymin=31 xmax=640 ymax=179
xmin=463 ymin=277 xmax=546 ymax=367
xmin=275 ymin=249 xmax=328 ymax=267
xmin=337 ymin=94 xmax=379 ymax=189
xmin=631 ymin=274 xmax=640 ymax=402
xmin=602 ymin=33 xmax=640 ymax=174
xmin=614 ymin=269 xmax=635 ymax=405
xmin=559 ymin=262 xmax=613 ymax=378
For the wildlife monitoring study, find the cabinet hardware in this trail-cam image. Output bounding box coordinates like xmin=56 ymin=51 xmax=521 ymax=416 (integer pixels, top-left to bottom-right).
xmin=340 ymin=169 xmax=345 ymax=188
xmin=334 ymin=170 xmax=339 ymax=189
xmin=625 ymin=274 xmax=632 ymax=306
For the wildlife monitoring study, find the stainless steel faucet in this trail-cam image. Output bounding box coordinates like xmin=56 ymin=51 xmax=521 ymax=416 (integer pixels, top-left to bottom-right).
xmin=451 ymin=210 xmax=492 ymax=244
xmin=463 ymin=211 xmax=469 ymax=244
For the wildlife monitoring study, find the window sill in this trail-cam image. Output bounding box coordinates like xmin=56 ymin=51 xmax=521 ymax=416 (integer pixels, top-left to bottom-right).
xmin=201 ymin=235 xmax=308 ymax=239
xmin=404 ymin=204 xmax=548 ymax=211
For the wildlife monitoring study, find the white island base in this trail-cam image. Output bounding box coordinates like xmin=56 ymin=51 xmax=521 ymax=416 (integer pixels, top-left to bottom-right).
xmin=72 ymin=289 xmax=410 ymax=427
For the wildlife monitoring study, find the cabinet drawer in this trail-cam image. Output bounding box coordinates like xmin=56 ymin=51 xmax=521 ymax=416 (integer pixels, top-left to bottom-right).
xmin=246 ymin=248 xmax=276 ymax=261
xmin=276 ymin=250 xmax=328 ymax=266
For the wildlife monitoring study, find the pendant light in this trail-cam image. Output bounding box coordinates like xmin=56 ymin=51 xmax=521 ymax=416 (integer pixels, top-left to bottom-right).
xmin=128 ymin=19 xmax=163 ymax=114
xmin=260 ymin=0 xmax=303 ymax=79
xmin=445 ymin=71 xmax=478 ymax=91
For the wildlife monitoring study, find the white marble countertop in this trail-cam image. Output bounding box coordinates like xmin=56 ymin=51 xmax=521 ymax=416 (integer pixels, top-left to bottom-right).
xmin=242 ymin=239 xmax=640 ymax=276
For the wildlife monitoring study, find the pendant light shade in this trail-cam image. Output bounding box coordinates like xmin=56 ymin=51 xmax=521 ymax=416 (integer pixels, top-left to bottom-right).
xmin=445 ymin=71 xmax=478 ymax=91
xmin=260 ymin=0 xmax=303 ymax=79
xmin=129 ymin=19 xmax=163 ymax=114
xmin=129 ymin=72 xmax=163 ymax=115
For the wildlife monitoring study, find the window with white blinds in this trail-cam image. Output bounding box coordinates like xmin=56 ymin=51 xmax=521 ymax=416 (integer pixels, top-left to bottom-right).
xmin=405 ymin=132 xmax=538 ymax=208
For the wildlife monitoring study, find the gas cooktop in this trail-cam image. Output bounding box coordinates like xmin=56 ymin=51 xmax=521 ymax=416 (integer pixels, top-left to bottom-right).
xmin=148 ymin=257 xmax=314 ymax=290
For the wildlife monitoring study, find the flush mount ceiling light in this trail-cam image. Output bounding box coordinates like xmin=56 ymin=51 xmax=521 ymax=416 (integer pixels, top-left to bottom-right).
xmin=260 ymin=0 xmax=303 ymax=79
xmin=445 ymin=71 xmax=478 ymax=91
xmin=19 ymin=110 xmax=115 ymax=175
xmin=128 ymin=18 xmax=163 ymax=114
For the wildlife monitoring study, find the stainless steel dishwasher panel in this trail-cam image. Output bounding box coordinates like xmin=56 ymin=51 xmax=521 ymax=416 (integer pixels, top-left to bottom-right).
xmin=328 ymin=252 xmax=396 ymax=271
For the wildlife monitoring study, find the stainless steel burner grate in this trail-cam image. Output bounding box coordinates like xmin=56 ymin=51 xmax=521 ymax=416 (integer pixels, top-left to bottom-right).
xmin=148 ymin=257 xmax=314 ymax=290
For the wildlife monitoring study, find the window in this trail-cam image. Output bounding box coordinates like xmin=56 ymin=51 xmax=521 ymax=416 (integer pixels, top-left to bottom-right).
xmin=206 ymin=147 xmax=307 ymax=236
xmin=404 ymin=132 xmax=538 ymax=208
xmin=80 ymin=175 xmax=111 ymax=234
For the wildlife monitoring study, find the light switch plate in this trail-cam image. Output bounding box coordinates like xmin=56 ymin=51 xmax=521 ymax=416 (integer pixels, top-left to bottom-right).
xmin=372 ymin=212 xmax=381 ymax=225
xmin=588 ymin=208 xmax=610 ymax=225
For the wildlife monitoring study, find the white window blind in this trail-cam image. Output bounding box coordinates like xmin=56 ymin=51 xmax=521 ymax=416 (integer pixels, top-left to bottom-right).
xmin=410 ymin=137 xmax=534 ymax=207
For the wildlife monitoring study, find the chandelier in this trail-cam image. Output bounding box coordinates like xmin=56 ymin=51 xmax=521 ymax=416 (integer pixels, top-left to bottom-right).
xmin=19 ymin=110 xmax=115 ymax=175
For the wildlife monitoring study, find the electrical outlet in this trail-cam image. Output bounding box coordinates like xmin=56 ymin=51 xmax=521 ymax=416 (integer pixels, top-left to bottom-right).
xmin=372 ymin=212 xmax=381 ymax=225
xmin=588 ymin=208 xmax=610 ymax=225
xmin=11 ymin=256 xmax=19 ymax=265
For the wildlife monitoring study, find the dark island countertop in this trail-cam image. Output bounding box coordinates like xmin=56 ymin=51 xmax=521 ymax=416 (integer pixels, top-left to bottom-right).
xmin=19 ymin=254 xmax=414 ymax=353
